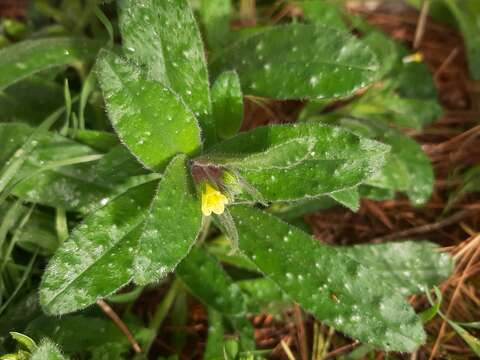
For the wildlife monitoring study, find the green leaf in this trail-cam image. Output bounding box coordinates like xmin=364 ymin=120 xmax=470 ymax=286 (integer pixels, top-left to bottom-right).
xmin=231 ymin=205 xmax=425 ymax=352
xmin=0 ymin=201 xmax=58 ymax=256
xmin=204 ymin=309 xmax=225 ymax=360
xmin=26 ymin=315 xmax=137 ymax=355
xmin=206 ymin=136 xmax=316 ymax=171
xmin=0 ymin=124 xmax=145 ymax=212
xmin=296 ymin=0 xmax=349 ymax=31
xmin=70 ymin=129 xmax=118 ymax=152
xmin=39 ymin=181 xmax=157 ymax=315
xmin=9 ymin=332 xmax=37 ymax=352
xmin=177 ymin=247 xmax=248 ymax=316
xmin=366 ymin=128 xmax=433 ymax=205
xmin=199 ymin=0 xmax=232 ymax=50
xmin=206 ymin=123 xmax=388 ymax=202
xmin=229 ymin=241 xmax=452 ymax=311
xmin=0 ymin=123 xmax=102 ymax=210
xmin=387 ymin=96 xmax=442 ymax=129
xmin=360 ymin=31 xmax=399 ymax=78
xmin=269 ymin=197 xmax=337 ymax=220
xmin=342 ymin=241 xmax=454 ymax=296
xmin=421 ymin=287 xmax=442 ymax=323
xmin=171 ymin=290 xmax=188 ymax=352
xmin=229 ymin=316 xmax=256 ymax=352
xmin=0 ymin=37 xmax=102 ymax=89
xmin=448 ymin=321 xmax=480 ymax=356
xmin=330 ymin=188 xmax=360 ymax=211
xmin=208 ymin=237 xmax=259 ymax=272
xmin=30 ymin=339 xmax=66 ymax=360
xmin=394 ymin=54 xmax=438 ymax=100
xmin=337 ymin=119 xmax=434 ymax=205
xmin=237 ymin=277 xmax=291 ymax=314
xmin=210 ymin=24 xmax=379 ymax=100
xmin=0 ymin=292 xmax=41 ymax=342
xmin=444 ymin=0 xmax=480 ymax=80
xmin=0 ymin=77 xmax=63 ymax=124
xmin=96 ymin=50 xmax=202 ymax=171
xmin=119 ymin=0 xmax=214 ymax=144
xmin=134 ymin=154 xmax=202 ymax=285
xmin=92 ymin=145 xmax=148 ymax=187
xmin=223 ymin=338 xmax=239 ymax=360
xmin=359 ymin=185 xmax=395 ymax=201
xmin=211 ymin=71 xmax=243 ymax=140
xmin=348 ymin=91 xmax=442 ymax=129
xmin=13 ymin=209 xmax=57 ymax=256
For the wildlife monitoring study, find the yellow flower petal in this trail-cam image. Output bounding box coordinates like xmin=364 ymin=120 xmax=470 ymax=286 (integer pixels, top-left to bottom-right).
xmin=201 ymin=183 xmax=229 ymax=216
xmin=402 ymin=52 xmax=423 ymax=64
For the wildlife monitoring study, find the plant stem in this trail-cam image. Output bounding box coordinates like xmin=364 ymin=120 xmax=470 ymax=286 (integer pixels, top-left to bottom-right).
xmin=145 ymin=279 xmax=182 ymax=353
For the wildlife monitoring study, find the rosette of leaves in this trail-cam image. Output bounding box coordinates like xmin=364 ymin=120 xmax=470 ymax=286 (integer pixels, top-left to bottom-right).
xmin=25 ymin=0 xmax=452 ymax=353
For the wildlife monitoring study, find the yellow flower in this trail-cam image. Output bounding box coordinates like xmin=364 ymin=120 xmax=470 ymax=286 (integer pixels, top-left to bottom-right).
xmin=201 ymin=183 xmax=228 ymax=216
xmin=402 ymin=52 xmax=423 ymax=64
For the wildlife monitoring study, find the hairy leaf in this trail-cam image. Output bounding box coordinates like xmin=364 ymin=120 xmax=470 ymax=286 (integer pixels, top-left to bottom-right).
xmin=231 ymin=205 xmax=425 ymax=352
xmin=211 ymin=71 xmax=243 ymax=139
xmin=40 ymin=181 xmax=157 ymax=315
xmin=342 ymin=241 xmax=454 ymax=296
xmin=338 ymin=119 xmax=434 ymax=205
xmin=348 ymin=91 xmax=442 ymax=130
xmin=96 ymin=50 xmax=202 ymax=171
xmin=205 ymin=123 xmax=388 ymax=202
xmin=119 ymin=0 xmax=214 ymax=144
xmin=211 ymin=24 xmax=379 ymax=99
xmin=31 ymin=339 xmax=66 ymax=360
xmin=134 ymin=154 xmax=202 ymax=284
xmin=366 ymin=128 xmax=433 ymax=205
xmin=0 ymin=37 xmax=101 ymax=89
xmin=361 ymin=31 xmax=399 ymax=78
xmin=330 ymin=187 xmax=360 ymax=211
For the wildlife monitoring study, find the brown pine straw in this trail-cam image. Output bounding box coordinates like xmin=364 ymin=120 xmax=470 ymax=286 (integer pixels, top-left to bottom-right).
xmin=97 ymin=299 xmax=142 ymax=354
xmin=429 ymin=234 xmax=480 ymax=359
xmin=293 ymin=304 xmax=308 ymax=360
xmin=413 ymin=0 xmax=430 ymax=49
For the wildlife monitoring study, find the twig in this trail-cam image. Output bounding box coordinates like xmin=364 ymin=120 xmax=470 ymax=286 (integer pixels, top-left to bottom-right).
xmin=281 ymin=339 xmax=296 ymax=360
xmin=364 ymin=200 xmax=394 ymax=229
xmin=97 ymin=299 xmax=141 ymax=353
xmin=454 ymin=233 xmax=480 ymax=260
xmin=323 ymin=341 xmax=360 ymax=359
xmin=294 ymin=303 xmax=308 ymax=360
xmin=312 ymin=322 xmax=320 ymax=360
xmin=240 ymin=0 xmax=256 ymax=26
xmin=424 ymin=125 xmax=480 ymax=155
xmin=371 ymin=210 xmax=470 ymax=243
xmin=413 ymin=0 xmax=430 ymax=49
xmin=321 ymin=327 xmax=335 ymax=359
xmin=434 ymin=47 xmax=459 ymax=81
